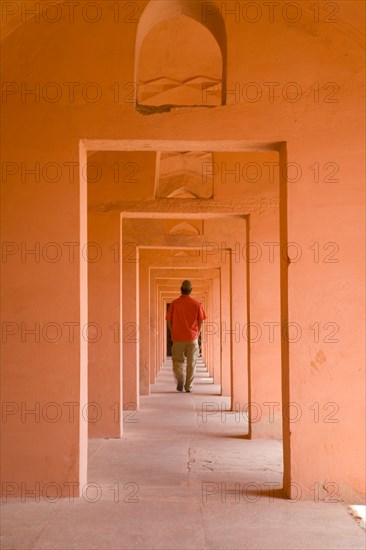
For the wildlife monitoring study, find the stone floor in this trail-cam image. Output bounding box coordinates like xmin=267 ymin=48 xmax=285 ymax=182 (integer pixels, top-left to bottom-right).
xmin=1 ymin=361 xmax=365 ymax=550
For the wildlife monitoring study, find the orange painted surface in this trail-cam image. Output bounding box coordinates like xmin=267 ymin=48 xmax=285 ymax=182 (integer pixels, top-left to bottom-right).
xmin=1 ymin=1 xmax=364 ymax=502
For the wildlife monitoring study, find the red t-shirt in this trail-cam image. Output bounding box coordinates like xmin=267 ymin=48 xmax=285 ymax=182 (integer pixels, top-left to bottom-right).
xmin=166 ymin=295 xmax=206 ymax=342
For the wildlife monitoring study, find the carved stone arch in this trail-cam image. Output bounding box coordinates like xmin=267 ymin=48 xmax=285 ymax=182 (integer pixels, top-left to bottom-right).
xmin=172 ymin=251 xmax=189 ymax=257
xmin=156 ymin=151 xmax=213 ymax=198
xmin=135 ymin=1 xmax=227 ymax=113
xmin=168 ymin=222 xmax=200 ymax=235
xmin=167 ymin=187 xmax=199 ymax=199
xmin=171 ymin=250 xmax=200 ymax=258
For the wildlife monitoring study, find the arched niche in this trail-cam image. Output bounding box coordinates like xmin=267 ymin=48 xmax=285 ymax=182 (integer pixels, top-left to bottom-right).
xmin=168 ymin=222 xmax=200 ymax=236
xmin=171 ymin=250 xmax=200 ymax=257
xmin=156 ymin=151 xmax=213 ymax=198
xmin=167 ymin=187 xmax=199 ymax=199
xmin=135 ymin=0 xmax=226 ymax=113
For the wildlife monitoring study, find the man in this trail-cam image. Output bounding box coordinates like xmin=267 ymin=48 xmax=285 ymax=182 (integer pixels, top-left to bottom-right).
xmin=166 ymin=280 xmax=206 ymax=393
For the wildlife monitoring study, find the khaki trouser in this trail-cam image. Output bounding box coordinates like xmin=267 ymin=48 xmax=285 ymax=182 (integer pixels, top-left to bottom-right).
xmin=172 ymin=339 xmax=199 ymax=391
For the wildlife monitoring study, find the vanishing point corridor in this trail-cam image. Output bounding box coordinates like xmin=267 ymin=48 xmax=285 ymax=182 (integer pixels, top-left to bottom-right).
xmin=1 ymin=1 xmax=365 ymax=549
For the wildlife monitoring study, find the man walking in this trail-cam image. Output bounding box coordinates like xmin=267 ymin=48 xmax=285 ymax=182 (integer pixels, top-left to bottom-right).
xmin=166 ymin=280 xmax=206 ymax=393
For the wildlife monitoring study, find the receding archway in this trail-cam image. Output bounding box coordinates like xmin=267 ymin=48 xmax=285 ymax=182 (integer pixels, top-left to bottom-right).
xmin=80 ymin=138 xmax=290 ymax=494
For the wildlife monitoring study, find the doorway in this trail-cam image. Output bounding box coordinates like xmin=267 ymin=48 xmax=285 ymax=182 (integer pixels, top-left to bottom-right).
xmin=80 ymin=138 xmax=289 ymax=492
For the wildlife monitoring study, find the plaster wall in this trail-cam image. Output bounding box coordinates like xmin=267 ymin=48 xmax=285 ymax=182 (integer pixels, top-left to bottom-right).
xmin=1 ymin=0 xmax=364 ymax=500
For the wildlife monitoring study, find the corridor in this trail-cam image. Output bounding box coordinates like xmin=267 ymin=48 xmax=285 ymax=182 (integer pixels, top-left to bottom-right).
xmin=1 ymin=1 xmax=365 ymax=547
xmin=1 ymin=362 xmax=364 ymax=550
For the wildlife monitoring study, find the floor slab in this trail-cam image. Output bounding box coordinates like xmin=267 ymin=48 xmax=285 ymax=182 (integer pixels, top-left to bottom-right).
xmin=1 ymin=363 xmax=365 ymax=550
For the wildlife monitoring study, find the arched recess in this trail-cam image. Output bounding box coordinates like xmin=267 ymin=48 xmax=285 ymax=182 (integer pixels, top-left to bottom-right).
xmin=156 ymin=151 xmax=214 ymax=198
xmin=135 ymin=0 xmax=227 ymax=113
xmin=168 ymin=222 xmax=200 ymax=235
xmin=166 ymin=187 xmax=199 ymax=199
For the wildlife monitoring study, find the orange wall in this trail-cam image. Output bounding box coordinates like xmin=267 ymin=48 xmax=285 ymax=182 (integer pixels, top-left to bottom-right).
xmin=1 ymin=1 xmax=364 ymax=501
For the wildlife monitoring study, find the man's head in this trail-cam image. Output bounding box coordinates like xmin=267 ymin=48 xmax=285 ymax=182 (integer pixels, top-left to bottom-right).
xmin=181 ymin=280 xmax=192 ymax=295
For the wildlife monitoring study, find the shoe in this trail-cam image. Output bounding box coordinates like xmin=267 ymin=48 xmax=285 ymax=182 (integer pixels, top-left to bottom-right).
xmin=176 ymin=382 xmax=183 ymax=392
